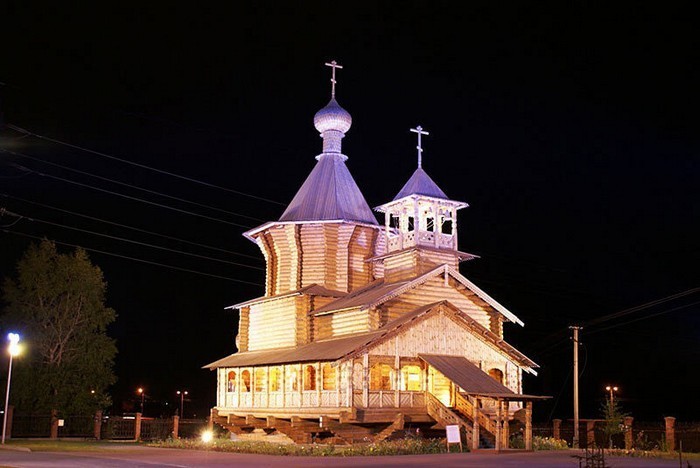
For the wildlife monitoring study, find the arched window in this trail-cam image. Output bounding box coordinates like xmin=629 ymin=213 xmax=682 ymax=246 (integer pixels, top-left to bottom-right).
xmin=269 ymin=367 xmax=281 ymax=392
xmin=488 ymin=368 xmax=504 ymax=385
xmin=370 ymin=363 xmax=393 ymax=391
xmin=304 ymin=365 xmax=316 ymax=391
xmin=400 ymin=365 xmax=422 ymax=391
xmin=322 ymin=363 xmax=336 ymax=390
xmin=241 ymin=370 xmax=251 ymax=392
xmin=227 ymin=371 xmax=237 ymax=392
xmin=288 ymin=367 xmax=299 ymax=392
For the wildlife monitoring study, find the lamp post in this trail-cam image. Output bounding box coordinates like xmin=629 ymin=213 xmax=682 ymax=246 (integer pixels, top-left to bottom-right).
xmin=605 ymin=385 xmax=619 ymax=407
xmin=2 ymin=333 xmax=21 ymax=444
xmin=137 ymin=387 xmax=145 ymax=414
xmin=176 ymin=390 xmax=188 ymax=418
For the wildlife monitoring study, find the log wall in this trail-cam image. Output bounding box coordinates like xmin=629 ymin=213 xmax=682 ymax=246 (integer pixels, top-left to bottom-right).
xmin=248 ymin=296 xmax=298 ymax=350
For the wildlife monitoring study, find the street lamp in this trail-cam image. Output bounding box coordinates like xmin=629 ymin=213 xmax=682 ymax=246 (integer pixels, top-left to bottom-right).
xmin=176 ymin=390 xmax=188 ymax=418
xmin=2 ymin=333 xmax=21 ymax=444
xmin=605 ymin=385 xmax=619 ymax=406
xmin=137 ymin=387 xmax=145 ymax=414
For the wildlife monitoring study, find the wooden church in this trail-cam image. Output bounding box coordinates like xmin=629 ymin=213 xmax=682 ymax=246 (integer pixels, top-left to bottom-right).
xmin=205 ymin=62 xmax=546 ymax=449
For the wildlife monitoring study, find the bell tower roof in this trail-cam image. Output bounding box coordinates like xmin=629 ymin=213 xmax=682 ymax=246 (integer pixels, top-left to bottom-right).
xmin=393 ymin=167 xmax=449 ymax=201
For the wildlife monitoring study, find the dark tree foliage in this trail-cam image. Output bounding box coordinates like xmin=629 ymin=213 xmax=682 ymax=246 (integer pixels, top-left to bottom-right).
xmin=1 ymin=240 xmax=117 ymax=414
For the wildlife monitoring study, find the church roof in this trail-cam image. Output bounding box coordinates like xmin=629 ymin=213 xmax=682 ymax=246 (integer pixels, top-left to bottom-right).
xmin=393 ymin=167 xmax=449 ymax=201
xmin=226 ymin=284 xmax=346 ymax=310
xmin=311 ymin=264 xmax=524 ymax=326
xmin=279 ymin=153 xmax=378 ymax=224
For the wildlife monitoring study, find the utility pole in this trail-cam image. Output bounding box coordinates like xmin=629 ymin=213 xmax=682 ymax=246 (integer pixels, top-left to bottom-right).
xmin=569 ymin=326 xmax=582 ymax=449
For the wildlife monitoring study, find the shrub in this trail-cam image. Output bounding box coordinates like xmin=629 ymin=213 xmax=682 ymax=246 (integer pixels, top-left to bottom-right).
xmin=533 ymin=436 xmax=568 ymax=450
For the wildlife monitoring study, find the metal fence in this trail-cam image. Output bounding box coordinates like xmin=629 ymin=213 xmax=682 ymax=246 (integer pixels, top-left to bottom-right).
xmin=178 ymin=418 xmax=208 ymax=439
xmin=11 ymin=414 xmax=52 ymax=438
xmin=101 ymin=416 xmax=136 ymax=440
xmin=141 ymin=418 xmax=173 ymax=441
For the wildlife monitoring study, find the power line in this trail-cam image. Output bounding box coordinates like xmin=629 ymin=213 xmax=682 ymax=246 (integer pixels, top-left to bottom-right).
xmin=584 ymin=300 xmax=700 ymax=336
xmin=1 ymin=228 xmax=261 ymax=285
xmin=6 ymin=123 xmax=285 ymax=206
xmin=4 ymin=161 xmax=253 ymax=229
xmin=1 ymin=193 xmax=262 ymax=260
xmin=0 ymin=147 xmax=264 ymax=222
xmin=584 ymin=287 xmax=700 ymax=328
xmin=9 ymin=209 xmax=264 ymax=271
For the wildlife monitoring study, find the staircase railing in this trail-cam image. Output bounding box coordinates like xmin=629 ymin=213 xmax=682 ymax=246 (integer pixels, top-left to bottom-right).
xmin=425 ymin=392 xmax=472 ymax=441
xmin=454 ymin=392 xmax=498 ymax=437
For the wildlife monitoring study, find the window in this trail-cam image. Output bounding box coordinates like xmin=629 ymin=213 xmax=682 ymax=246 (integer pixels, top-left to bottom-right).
xmin=288 ymin=367 xmax=299 ymax=392
xmin=488 ymin=368 xmax=504 ymax=385
xmin=401 ymin=365 xmax=422 ymax=391
xmin=254 ymin=368 xmax=266 ymax=392
xmin=407 ymin=216 xmax=415 ymax=231
xmin=269 ymin=367 xmax=281 ymax=392
xmin=426 ymin=217 xmax=435 ymax=232
xmin=389 ymin=214 xmax=400 ymax=229
xmin=304 ymin=365 xmax=316 ymax=391
xmin=370 ymin=363 xmax=393 ymax=391
xmin=322 ymin=363 xmax=336 ymax=390
xmin=241 ymin=370 xmax=251 ymax=392
xmin=441 ymin=219 xmax=453 ymax=235
xmin=227 ymin=371 xmax=237 ymax=392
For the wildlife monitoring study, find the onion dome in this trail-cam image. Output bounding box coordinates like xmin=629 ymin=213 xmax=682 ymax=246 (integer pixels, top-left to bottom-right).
xmin=314 ymin=98 xmax=352 ymax=134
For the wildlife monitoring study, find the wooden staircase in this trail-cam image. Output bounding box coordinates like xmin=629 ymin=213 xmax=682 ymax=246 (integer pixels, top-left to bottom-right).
xmin=425 ymin=392 xmax=472 ymax=442
xmin=453 ymin=392 xmax=497 ymax=447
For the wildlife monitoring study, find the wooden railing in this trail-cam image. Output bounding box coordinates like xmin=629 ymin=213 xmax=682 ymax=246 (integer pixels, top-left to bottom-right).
xmin=455 ymin=392 xmax=498 ymax=436
xmin=425 ymin=392 xmax=471 ymax=440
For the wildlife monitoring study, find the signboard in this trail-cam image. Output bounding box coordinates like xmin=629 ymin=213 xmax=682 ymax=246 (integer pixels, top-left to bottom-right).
xmin=58 ymin=419 xmax=65 ymax=427
xmin=446 ymin=425 xmax=460 ymax=443
xmin=445 ymin=424 xmax=462 ymax=452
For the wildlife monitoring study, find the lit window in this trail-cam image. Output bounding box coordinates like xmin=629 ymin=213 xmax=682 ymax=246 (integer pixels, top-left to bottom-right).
xmin=227 ymin=371 xmax=237 ymax=392
xmin=322 ymin=363 xmax=336 ymax=390
xmin=304 ymin=365 xmax=316 ymax=391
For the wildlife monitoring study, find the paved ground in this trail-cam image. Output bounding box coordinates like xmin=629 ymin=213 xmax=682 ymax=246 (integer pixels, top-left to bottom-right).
xmin=0 ymin=446 xmax=685 ymax=467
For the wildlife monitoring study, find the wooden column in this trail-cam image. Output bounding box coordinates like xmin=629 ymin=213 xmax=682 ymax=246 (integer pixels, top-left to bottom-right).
xmin=525 ymin=401 xmax=533 ymax=451
xmin=452 ymin=209 xmax=458 ymax=250
xmin=362 ymin=354 xmax=369 ymax=407
xmin=664 ymin=417 xmax=675 ymax=451
xmin=553 ymin=419 xmax=562 ymax=440
xmin=316 ymin=362 xmax=321 ymax=407
xmin=495 ymin=399 xmax=502 ymax=451
xmin=394 ymin=341 xmax=400 ymax=408
xmin=172 ymin=415 xmax=179 ymax=439
xmin=281 ymin=365 xmax=286 ymax=408
xmin=236 ymin=368 xmax=241 ymax=407
xmin=250 ymin=367 xmax=256 ymax=407
xmin=502 ymin=400 xmax=509 ymax=449
xmin=94 ymin=410 xmax=103 ymax=440
xmin=335 ymin=364 xmax=341 ymax=407
xmin=472 ymin=397 xmax=480 ymax=450
xmin=346 ymin=361 xmax=353 ymax=407
xmin=265 ymin=367 xmax=270 ymax=408
xmin=298 ymin=364 xmax=303 ymax=406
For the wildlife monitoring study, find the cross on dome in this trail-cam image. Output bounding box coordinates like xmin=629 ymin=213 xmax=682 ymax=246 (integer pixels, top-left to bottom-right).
xmin=410 ymin=126 xmax=430 ymax=168
xmin=324 ymin=60 xmax=343 ymax=98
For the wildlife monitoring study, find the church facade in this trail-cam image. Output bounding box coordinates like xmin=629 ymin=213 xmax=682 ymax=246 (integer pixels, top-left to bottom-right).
xmin=205 ymin=63 xmax=545 ymax=449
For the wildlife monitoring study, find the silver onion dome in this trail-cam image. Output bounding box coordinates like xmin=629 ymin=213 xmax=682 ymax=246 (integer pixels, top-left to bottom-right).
xmin=313 ymin=98 xmax=352 ymax=134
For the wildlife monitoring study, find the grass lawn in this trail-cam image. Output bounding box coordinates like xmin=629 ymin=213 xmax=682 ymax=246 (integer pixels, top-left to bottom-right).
xmin=4 ymin=439 xmax=141 ymax=452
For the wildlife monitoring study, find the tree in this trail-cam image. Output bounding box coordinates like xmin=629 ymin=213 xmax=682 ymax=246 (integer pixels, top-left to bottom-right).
xmin=600 ymin=398 xmax=628 ymax=449
xmin=1 ymin=240 xmax=117 ymax=414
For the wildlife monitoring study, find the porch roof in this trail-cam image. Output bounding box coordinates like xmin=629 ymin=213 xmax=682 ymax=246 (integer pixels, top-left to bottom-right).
xmin=203 ymin=331 xmax=381 ymax=369
xmin=419 ymin=354 xmax=549 ymax=401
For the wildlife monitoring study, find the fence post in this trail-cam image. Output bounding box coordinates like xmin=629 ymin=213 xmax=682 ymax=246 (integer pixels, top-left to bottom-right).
xmin=50 ymin=409 xmax=59 ymax=439
xmin=135 ymin=412 xmax=142 ymax=441
xmin=664 ymin=416 xmax=675 ymax=452
xmin=586 ymin=421 xmax=595 ymax=447
xmin=623 ymin=416 xmax=634 ymax=449
xmin=553 ymin=419 xmax=561 ymax=440
xmin=94 ymin=410 xmax=103 ymax=440
xmin=208 ymin=407 xmax=217 ymax=430
xmin=173 ymin=415 xmax=179 ymax=439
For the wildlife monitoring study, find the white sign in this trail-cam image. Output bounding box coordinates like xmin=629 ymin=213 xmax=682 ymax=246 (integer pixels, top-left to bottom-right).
xmin=58 ymin=419 xmax=65 ymax=427
xmin=445 ymin=424 xmax=460 ymax=443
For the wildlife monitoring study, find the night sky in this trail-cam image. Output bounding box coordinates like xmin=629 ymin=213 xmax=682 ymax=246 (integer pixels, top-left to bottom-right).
xmin=1 ymin=3 xmax=698 ymax=421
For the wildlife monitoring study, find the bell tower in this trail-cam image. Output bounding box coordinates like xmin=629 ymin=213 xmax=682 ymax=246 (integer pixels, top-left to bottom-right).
xmin=375 ymin=126 xmax=471 ymax=282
